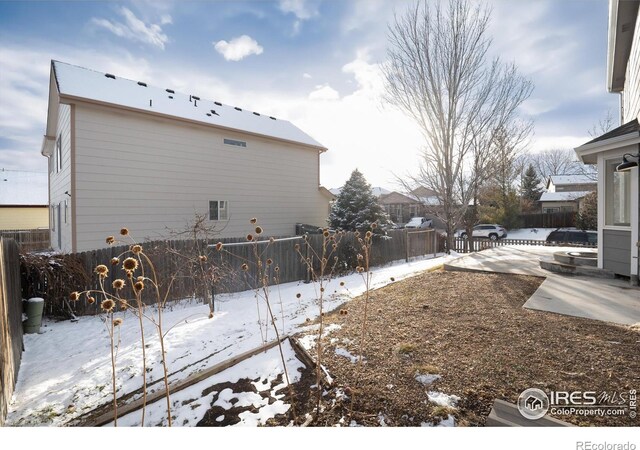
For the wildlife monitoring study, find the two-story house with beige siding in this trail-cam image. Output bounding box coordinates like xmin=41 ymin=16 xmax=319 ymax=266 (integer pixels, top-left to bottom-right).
xmin=41 ymin=61 xmax=331 ymax=252
xmin=575 ymin=0 xmax=639 ymax=283
xmin=538 ymin=174 xmax=597 ymax=213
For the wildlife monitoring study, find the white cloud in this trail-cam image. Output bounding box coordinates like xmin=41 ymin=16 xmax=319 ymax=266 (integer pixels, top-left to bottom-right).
xmin=91 ymin=7 xmax=170 ymax=50
xmin=303 ymin=73 xmax=312 ymax=79
xmin=308 ymin=84 xmax=340 ymax=101
xmin=278 ymin=0 xmax=319 ymax=35
xmin=278 ymin=0 xmax=318 ymax=20
xmin=213 ymin=35 xmax=264 ymax=61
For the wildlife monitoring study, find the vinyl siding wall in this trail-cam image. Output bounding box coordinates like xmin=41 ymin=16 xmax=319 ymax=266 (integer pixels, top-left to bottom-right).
xmin=49 ymin=103 xmax=73 ymax=252
xmin=623 ymin=13 xmax=640 ymax=122
xmin=602 ymin=229 xmax=631 ymax=276
xmin=73 ymin=102 xmax=328 ymax=251
xmin=0 ymin=207 xmax=48 ymax=230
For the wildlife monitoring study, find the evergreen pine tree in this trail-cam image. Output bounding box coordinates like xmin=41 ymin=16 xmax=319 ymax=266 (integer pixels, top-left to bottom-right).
xmin=329 ymin=169 xmax=390 ymax=231
xmin=521 ymin=164 xmax=542 ymax=205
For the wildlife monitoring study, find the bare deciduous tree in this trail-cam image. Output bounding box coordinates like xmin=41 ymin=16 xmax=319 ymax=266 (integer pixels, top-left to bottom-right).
xmin=383 ymin=0 xmax=533 ymax=251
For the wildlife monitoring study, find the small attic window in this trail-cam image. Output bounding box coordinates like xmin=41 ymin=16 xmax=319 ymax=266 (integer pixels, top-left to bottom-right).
xmin=253 ymin=112 xmax=260 ymax=116
xmin=166 ymin=89 xmax=175 ymax=94
xmin=137 ymin=81 xmax=147 ymax=87
xmin=234 ymin=107 xmax=242 ymax=111
xmin=214 ymin=101 xmax=222 ymax=106
xmin=224 ymin=138 xmax=247 ymax=148
xmin=105 ymin=73 xmax=116 ymax=79
xmin=269 ymin=116 xmax=276 ymax=120
xmin=192 ymin=95 xmax=201 ymax=101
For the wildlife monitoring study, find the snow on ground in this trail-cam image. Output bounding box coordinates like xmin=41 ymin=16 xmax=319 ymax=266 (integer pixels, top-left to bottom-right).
xmin=7 ymin=253 xmax=452 ymax=426
xmin=505 ymin=228 xmax=556 ymax=241
xmin=427 ymin=391 xmax=460 ymax=408
xmin=415 ymin=374 xmax=441 ymax=386
xmin=108 ymin=339 xmax=304 ymax=427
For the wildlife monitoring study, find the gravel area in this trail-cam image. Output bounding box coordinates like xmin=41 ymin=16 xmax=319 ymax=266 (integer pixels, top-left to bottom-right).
xmin=299 ymin=270 xmax=640 ymax=427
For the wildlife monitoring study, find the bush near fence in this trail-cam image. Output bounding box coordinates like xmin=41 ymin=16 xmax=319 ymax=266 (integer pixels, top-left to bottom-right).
xmin=20 ymin=229 xmax=443 ymax=318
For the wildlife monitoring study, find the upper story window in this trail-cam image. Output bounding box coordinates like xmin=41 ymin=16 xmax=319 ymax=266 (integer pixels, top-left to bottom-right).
xmin=224 ymin=138 xmax=247 ymax=148
xmin=605 ymin=159 xmax=631 ymax=226
xmin=56 ymin=135 xmax=62 ymax=173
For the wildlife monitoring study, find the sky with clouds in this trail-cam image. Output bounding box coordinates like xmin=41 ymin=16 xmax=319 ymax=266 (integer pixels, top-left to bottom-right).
xmin=0 ymin=0 xmax=618 ymax=189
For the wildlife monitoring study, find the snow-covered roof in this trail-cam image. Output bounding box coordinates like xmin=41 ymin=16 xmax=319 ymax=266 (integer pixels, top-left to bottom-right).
xmin=329 ymin=186 xmax=390 ymax=197
xmin=0 ymin=169 xmax=48 ymax=206
xmin=548 ymin=174 xmax=596 ymax=186
xmin=52 ymin=61 xmax=325 ymax=150
xmin=539 ymin=191 xmax=592 ymax=202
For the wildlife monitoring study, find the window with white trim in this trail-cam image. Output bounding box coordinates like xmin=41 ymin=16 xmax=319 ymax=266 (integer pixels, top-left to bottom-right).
xmin=56 ymin=135 xmax=62 ymax=173
xmin=605 ymin=159 xmax=631 ymax=226
xmin=209 ymin=200 xmax=228 ymax=221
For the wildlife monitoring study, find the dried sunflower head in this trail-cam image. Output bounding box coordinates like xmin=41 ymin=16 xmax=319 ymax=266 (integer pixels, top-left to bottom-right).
xmin=87 ymin=296 xmax=96 ymax=305
xmin=246 ymin=234 xmax=254 ymax=242
xmin=101 ymin=299 xmax=115 ymax=312
xmin=113 ymin=318 xmax=123 ymax=326
xmin=131 ymin=244 xmax=143 ymax=254
xmin=112 ymin=279 xmax=125 ymax=290
xmin=69 ymin=291 xmax=79 ymax=301
xmin=255 ymin=226 xmax=263 ymax=235
xmin=122 ymin=257 xmax=138 ymax=272
xmin=110 ymin=257 xmax=120 ymax=266
xmin=106 ymin=236 xmax=115 ymax=245
xmin=250 ymin=218 xmax=257 ymax=224
xmin=95 ymin=265 xmax=109 ymax=277
xmin=215 ymin=242 xmax=223 ymax=251
xmin=199 ymin=255 xmax=207 ymax=262
xmin=241 ymin=263 xmax=249 ymax=272
xmin=120 ymin=228 xmax=129 ymax=236
xmin=134 ymin=281 xmax=144 ymax=292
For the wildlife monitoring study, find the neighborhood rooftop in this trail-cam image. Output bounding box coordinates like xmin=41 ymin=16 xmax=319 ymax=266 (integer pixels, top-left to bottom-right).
xmin=0 ymin=169 xmax=48 ymax=206
xmin=548 ymin=174 xmax=597 ymax=185
xmin=581 ymin=117 xmax=640 ymax=145
xmin=539 ymin=191 xmax=593 ymax=202
xmin=52 ymin=60 xmax=326 ymax=150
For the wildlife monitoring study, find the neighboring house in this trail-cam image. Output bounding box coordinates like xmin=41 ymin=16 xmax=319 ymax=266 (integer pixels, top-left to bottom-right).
xmin=574 ymin=0 xmax=639 ymax=282
xmin=410 ymin=186 xmax=442 ymax=207
xmin=41 ymin=61 xmax=330 ymax=253
xmin=539 ymin=174 xmax=597 ymax=213
xmin=329 ymin=186 xmax=390 ymax=198
xmin=378 ymin=191 xmax=425 ymax=225
xmin=0 ymin=169 xmax=48 ymax=230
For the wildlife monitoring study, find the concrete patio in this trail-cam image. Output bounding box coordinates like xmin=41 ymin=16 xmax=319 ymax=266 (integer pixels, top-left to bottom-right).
xmin=445 ymin=245 xmax=640 ymax=326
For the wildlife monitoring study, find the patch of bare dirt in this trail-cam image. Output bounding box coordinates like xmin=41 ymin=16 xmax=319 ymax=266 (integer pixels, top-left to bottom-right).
xmin=299 ymin=270 xmax=640 ymax=427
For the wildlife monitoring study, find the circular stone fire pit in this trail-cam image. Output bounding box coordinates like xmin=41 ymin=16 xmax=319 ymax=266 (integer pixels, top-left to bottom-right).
xmin=553 ymin=250 xmax=598 ymax=267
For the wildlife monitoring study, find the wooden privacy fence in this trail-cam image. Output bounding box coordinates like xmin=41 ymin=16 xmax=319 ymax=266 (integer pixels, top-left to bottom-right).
xmin=519 ymin=212 xmax=576 ymax=228
xmin=0 ymin=238 xmax=23 ymax=426
xmin=451 ymin=237 xmax=597 ymax=254
xmin=0 ymin=229 xmax=50 ymax=253
xmin=21 ymin=229 xmax=445 ymax=317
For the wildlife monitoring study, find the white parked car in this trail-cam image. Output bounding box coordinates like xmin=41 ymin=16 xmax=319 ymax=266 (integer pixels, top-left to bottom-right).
xmin=405 ymin=217 xmax=433 ymax=229
xmin=455 ymin=224 xmax=507 ymax=241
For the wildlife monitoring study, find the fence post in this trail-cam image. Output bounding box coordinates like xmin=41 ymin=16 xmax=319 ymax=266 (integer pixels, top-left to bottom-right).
xmin=405 ymin=229 xmax=409 ymax=262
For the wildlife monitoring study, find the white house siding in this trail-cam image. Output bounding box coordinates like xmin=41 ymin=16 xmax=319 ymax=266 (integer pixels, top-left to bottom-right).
xmin=49 ymin=102 xmax=73 ymax=252
xmin=623 ymin=12 xmax=640 ymax=122
xmin=72 ymin=102 xmax=328 ymax=251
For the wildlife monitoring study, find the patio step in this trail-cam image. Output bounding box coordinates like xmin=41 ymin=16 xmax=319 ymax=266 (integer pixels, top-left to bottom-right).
xmin=539 ymin=259 xmax=615 ymax=278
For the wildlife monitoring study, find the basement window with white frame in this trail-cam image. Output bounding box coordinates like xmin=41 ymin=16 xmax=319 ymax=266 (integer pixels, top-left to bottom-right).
xmin=605 ymin=159 xmax=631 ymax=226
xmin=209 ymin=200 xmax=228 ymax=221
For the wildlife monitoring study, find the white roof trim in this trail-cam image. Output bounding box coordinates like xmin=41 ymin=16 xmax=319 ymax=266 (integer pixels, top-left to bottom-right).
xmin=574 ymin=131 xmax=640 ymax=164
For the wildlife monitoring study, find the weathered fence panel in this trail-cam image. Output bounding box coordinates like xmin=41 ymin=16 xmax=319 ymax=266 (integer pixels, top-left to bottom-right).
xmin=0 ymin=229 xmax=49 ymax=253
xmin=0 ymin=238 xmax=23 ymax=426
xmin=20 ymin=229 xmax=444 ymax=317
xmin=451 ymin=237 xmax=596 ymax=253
xmin=519 ymin=212 xmax=575 ymax=229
